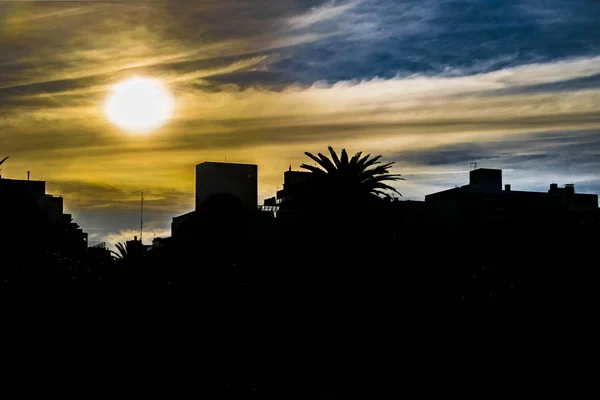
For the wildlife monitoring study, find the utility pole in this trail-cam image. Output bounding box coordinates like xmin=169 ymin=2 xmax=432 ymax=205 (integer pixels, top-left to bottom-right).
xmin=140 ymin=191 xmax=144 ymax=243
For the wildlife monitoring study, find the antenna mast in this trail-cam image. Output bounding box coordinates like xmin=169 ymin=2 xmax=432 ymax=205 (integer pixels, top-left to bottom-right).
xmin=470 ymin=162 xmax=478 ymax=171
xmin=140 ymin=191 xmax=144 ymax=243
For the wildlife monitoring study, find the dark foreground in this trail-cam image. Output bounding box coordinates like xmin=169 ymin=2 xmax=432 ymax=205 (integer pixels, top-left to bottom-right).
xmin=1 ymin=225 xmax=593 ymax=397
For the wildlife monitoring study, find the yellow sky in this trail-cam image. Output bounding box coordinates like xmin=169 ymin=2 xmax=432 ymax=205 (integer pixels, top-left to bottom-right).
xmin=2 ymin=1 xmax=600 ymax=246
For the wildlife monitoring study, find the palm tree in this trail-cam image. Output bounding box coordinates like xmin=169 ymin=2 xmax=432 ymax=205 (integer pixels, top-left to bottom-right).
xmin=296 ymin=146 xmax=404 ymax=209
xmin=111 ymin=240 xmax=145 ymax=262
xmin=111 ymin=242 xmax=128 ymax=260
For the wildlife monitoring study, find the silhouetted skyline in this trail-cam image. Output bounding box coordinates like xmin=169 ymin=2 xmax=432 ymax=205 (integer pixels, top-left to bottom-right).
xmin=2 ymin=2 xmax=596 ymax=394
xmin=1 ymin=0 xmax=599 ymax=248
xmin=1 ymin=147 xmax=594 ymax=391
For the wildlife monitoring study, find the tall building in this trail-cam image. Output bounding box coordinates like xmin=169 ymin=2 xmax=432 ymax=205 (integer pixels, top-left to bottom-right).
xmin=172 ymin=161 xmax=260 ymax=239
xmin=195 ymin=162 xmax=258 ymax=210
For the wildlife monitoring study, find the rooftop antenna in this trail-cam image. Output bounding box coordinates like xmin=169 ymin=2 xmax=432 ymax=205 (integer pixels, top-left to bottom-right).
xmin=469 ymin=162 xmax=478 ymax=171
xmin=27 ymin=171 xmax=30 ymax=181
xmin=0 ymin=156 xmax=8 ymax=179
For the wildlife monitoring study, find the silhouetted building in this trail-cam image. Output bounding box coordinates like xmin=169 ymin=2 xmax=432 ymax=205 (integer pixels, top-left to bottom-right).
xmin=172 ymin=211 xmax=195 ymax=238
xmin=0 ymin=177 xmax=66 ymax=222
xmin=384 ymin=199 xmax=426 ymax=226
xmin=260 ymin=198 xmax=279 ymax=219
xmin=87 ymin=242 xmax=112 ymax=262
xmin=39 ymin=196 xmax=64 ymax=222
xmin=195 ymin=162 xmax=258 ymax=211
xmin=127 ymin=236 xmax=150 ymax=253
xmin=60 ymin=213 xmax=88 ymax=250
xmin=263 ymin=197 xmax=277 ymax=207
xmin=276 ymin=169 xmax=311 ymax=205
xmin=0 ymin=177 xmax=46 ymax=197
xmin=467 ymin=168 xmax=502 ymax=192
xmin=152 ymin=236 xmax=172 ymax=249
xmin=425 ymin=168 xmax=599 ymax=228
xmin=0 ymin=176 xmax=88 ymax=249
xmin=172 ymin=161 xmax=273 ymax=241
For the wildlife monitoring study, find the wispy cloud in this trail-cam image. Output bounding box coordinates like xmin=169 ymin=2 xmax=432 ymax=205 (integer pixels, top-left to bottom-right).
xmin=45 ymin=180 xmax=193 ymax=213
xmin=2 ymin=0 xmax=600 ymax=246
xmin=287 ymin=0 xmax=361 ymax=30
xmin=93 ymin=228 xmax=171 ymax=250
xmin=3 ymin=56 xmax=600 ymax=160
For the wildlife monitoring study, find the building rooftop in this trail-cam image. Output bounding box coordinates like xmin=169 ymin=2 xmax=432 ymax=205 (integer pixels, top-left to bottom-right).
xmin=196 ymin=161 xmax=257 ymax=167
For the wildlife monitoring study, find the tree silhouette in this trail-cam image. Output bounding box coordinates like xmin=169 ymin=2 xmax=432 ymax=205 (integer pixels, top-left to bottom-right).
xmin=111 ymin=240 xmax=145 ymax=262
xmin=109 ymin=240 xmax=148 ymax=285
xmin=275 ymin=146 xmax=406 ymax=267
xmin=293 ymin=146 xmax=404 ymax=211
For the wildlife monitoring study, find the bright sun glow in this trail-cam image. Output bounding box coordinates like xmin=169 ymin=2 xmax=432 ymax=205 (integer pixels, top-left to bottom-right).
xmin=104 ymin=76 xmax=174 ymax=134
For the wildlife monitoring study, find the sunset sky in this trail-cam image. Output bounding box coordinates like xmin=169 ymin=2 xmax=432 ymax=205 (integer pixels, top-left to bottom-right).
xmin=1 ymin=0 xmax=600 ymax=247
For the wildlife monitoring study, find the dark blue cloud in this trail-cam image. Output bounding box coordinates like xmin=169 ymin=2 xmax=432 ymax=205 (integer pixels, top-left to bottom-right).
xmin=395 ymin=129 xmax=600 ymax=169
xmin=269 ymin=0 xmax=600 ymax=84
xmin=392 ymin=129 xmax=600 ymax=198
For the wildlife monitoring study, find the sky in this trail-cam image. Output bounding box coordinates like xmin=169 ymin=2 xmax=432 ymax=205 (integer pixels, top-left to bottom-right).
xmin=1 ymin=0 xmax=600 ymax=247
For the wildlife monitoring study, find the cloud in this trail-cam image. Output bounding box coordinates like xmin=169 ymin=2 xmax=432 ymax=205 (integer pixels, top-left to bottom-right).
xmin=384 ymin=128 xmax=600 ymax=199
xmin=0 ymin=1 xmax=328 ymax=92
xmin=287 ymin=0 xmax=361 ymax=30
xmin=45 ymin=180 xmax=193 ymax=212
xmin=266 ymin=0 xmax=600 ymax=84
xmin=2 ymin=1 xmax=600 ymax=244
xmin=163 ymin=55 xmax=272 ymax=84
xmin=517 ymin=0 xmax=581 ymax=25
xmin=93 ymin=228 xmax=172 ymax=251
xmin=485 ymin=73 xmax=600 ymax=96
xmin=2 ymin=56 xmax=600 ymax=164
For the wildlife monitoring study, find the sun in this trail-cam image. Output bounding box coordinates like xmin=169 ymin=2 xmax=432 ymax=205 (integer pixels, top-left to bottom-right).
xmin=104 ymin=76 xmax=175 ymax=134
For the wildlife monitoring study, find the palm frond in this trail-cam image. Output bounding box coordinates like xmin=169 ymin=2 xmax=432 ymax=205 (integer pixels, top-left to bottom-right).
xmin=300 ymin=164 xmax=327 ymax=175
xmin=303 ymin=152 xmax=323 ymax=169
xmin=372 ymin=161 xmax=395 ymax=172
xmin=316 ymin=153 xmax=337 ymax=173
xmin=357 ymin=153 xmax=372 ymax=167
xmin=362 ymin=155 xmax=382 ymax=169
xmin=363 ymin=175 xmax=405 ymax=191
xmin=115 ymin=242 xmax=127 ymax=258
xmin=328 ymin=146 xmax=341 ymax=168
xmin=369 ymin=181 xmax=402 ymax=196
xmin=349 ymin=152 xmax=363 ymax=167
xmin=110 ymin=250 xmax=121 ymax=260
xmin=363 ymin=166 xmax=401 ymax=179
xmin=340 ymin=148 xmax=349 ymax=166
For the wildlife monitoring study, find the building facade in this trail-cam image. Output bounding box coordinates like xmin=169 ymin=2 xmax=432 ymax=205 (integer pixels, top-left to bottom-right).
xmin=195 ymin=162 xmax=258 ymax=211
xmin=172 ymin=161 xmax=264 ymax=240
xmin=0 ymin=176 xmax=88 ymax=251
xmin=276 ymin=169 xmax=311 ymax=205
